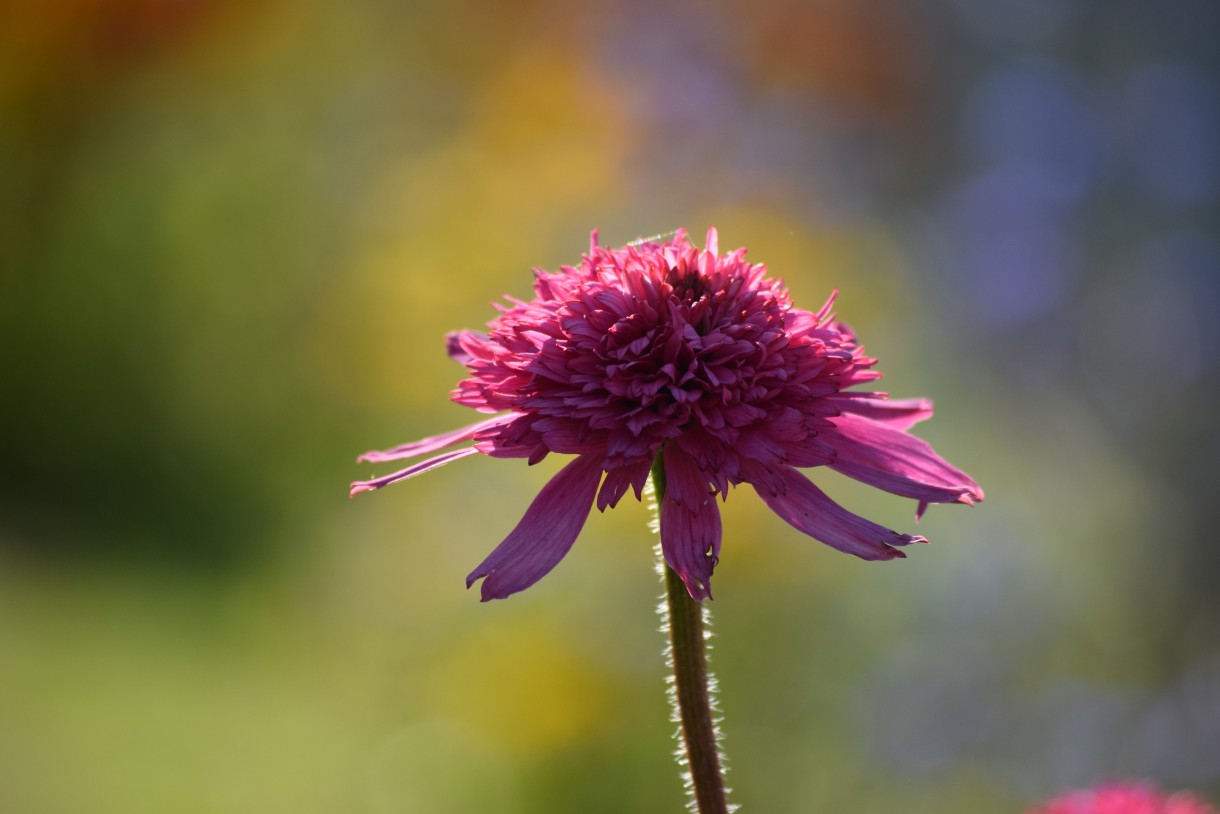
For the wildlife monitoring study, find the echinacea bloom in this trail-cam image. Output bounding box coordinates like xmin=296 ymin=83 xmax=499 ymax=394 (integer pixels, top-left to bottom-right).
xmin=1027 ymin=782 xmax=1218 ymax=814
xmin=352 ymin=229 xmax=982 ymax=601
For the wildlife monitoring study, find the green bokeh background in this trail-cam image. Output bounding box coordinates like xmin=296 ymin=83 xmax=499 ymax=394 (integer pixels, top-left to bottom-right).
xmin=3 ymin=1 xmax=1218 ymax=812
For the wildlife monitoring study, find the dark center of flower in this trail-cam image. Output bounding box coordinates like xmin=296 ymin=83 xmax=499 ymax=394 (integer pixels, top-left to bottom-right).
xmin=665 ymin=264 xmax=710 ymax=304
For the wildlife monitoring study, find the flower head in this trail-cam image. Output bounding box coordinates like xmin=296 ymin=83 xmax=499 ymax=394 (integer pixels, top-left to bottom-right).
xmin=352 ymin=228 xmax=982 ymax=601
xmin=1027 ymin=783 xmax=1218 ymax=814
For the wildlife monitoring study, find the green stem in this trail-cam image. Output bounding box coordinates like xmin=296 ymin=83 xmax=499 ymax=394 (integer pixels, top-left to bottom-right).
xmin=651 ymin=455 xmax=730 ymax=814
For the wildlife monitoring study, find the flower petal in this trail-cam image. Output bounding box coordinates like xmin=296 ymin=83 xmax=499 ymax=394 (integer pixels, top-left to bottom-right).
xmin=466 ymin=454 xmax=603 ymax=601
xmin=349 ymin=447 xmax=479 ymax=497
xmin=357 ymin=414 xmax=516 ymax=464
xmin=751 ymin=466 xmax=924 ymax=560
xmin=445 ymin=330 xmax=486 ymax=365
xmin=833 ymin=395 xmax=934 ymax=430
xmin=824 ymin=413 xmax=984 ymax=508
xmin=596 ymin=458 xmax=653 ymax=511
xmin=660 ymin=444 xmax=722 ymax=600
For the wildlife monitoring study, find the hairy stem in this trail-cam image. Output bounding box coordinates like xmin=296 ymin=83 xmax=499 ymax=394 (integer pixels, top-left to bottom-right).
xmin=651 ymin=454 xmax=731 ymax=814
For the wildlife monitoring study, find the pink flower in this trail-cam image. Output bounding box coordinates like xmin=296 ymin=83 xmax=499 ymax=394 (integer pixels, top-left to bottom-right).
xmin=1027 ymin=782 xmax=1218 ymax=814
xmin=352 ymin=229 xmax=982 ymax=601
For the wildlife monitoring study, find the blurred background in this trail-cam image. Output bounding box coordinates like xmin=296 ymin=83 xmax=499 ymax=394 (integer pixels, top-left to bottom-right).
xmin=2 ymin=0 xmax=1218 ymax=812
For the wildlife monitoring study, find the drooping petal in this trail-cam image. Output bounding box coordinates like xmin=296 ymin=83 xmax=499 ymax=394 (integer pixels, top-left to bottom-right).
xmin=660 ymin=444 xmax=722 ymax=600
xmin=751 ymin=465 xmax=924 ymax=560
xmin=350 ymin=447 xmax=480 ymax=497
xmin=832 ymin=395 xmax=934 ymax=430
xmin=356 ymin=414 xmax=516 ymax=464
xmin=466 ymin=454 xmax=603 ymax=601
xmin=823 ymin=413 xmax=984 ymax=508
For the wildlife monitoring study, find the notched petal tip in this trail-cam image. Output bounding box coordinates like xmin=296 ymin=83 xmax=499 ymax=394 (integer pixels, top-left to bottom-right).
xmin=916 ymin=485 xmax=981 ymax=520
xmin=753 ymin=466 xmax=928 ymax=562
xmin=463 ymin=572 xmax=509 ymax=602
xmin=864 ymin=533 xmax=924 ymax=561
xmin=473 ymin=577 xmax=507 ymax=602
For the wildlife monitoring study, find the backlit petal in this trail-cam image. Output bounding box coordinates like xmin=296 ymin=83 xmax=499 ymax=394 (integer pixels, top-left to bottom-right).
xmin=832 ymin=396 xmax=934 ymax=430
xmin=466 ymin=454 xmax=603 ymax=601
xmin=349 ymin=447 xmax=479 ymax=496
xmin=660 ymin=444 xmax=722 ymax=600
xmin=357 ymin=414 xmax=516 ymax=464
xmin=824 ymin=413 xmax=984 ymax=507
xmin=752 ymin=466 xmax=924 ymax=560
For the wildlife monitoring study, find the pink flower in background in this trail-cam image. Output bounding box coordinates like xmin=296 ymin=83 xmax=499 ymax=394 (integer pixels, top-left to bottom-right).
xmin=352 ymin=229 xmax=982 ymax=600
xmin=1028 ymin=783 xmax=1217 ymax=814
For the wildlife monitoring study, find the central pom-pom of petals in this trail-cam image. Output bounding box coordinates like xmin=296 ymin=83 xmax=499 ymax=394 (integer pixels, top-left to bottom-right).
xmin=450 ymin=229 xmax=873 ymax=513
